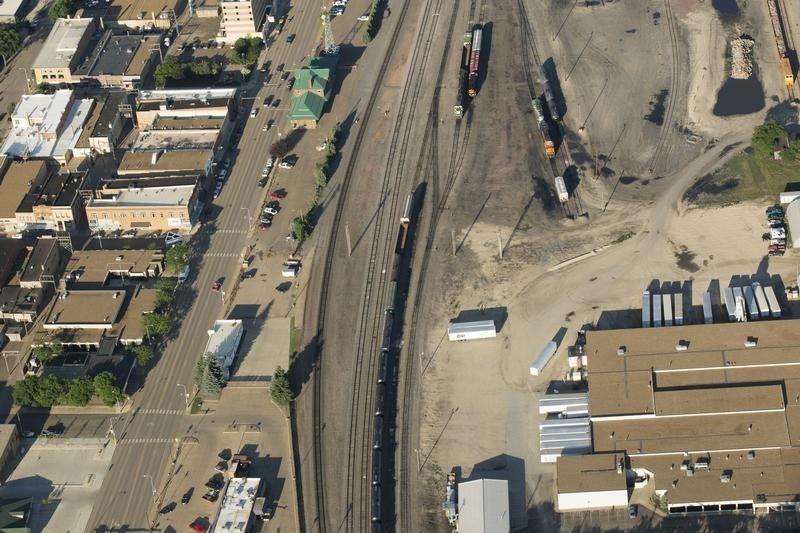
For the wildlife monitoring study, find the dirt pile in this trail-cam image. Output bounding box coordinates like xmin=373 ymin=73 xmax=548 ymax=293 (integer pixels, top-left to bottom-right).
xmin=730 ymin=37 xmax=755 ymax=79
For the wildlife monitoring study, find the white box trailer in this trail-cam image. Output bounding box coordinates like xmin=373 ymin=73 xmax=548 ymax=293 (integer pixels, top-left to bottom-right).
xmin=662 ymin=293 xmax=673 ymax=326
xmin=764 ymin=285 xmax=782 ymax=317
xmin=555 ymin=176 xmax=568 ymax=203
xmin=530 ymin=341 xmax=558 ymax=376
xmin=702 ymin=291 xmax=713 ymax=324
xmin=652 ymin=294 xmax=663 ymax=327
xmin=447 ymin=320 xmax=496 ymax=341
xmin=752 ymin=283 xmax=770 ymax=318
xmin=674 ymin=292 xmax=684 ymax=325
xmin=743 ymin=285 xmax=759 ymax=320
xmin=723 ymin=287 xmax=736 ymax=321
xmin=642 ymin=291 xmax=651 ymax=328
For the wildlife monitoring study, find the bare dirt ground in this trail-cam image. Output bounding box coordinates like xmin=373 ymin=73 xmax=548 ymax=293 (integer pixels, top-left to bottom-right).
xmin=411 ymin=0 xmax=800 ymax=531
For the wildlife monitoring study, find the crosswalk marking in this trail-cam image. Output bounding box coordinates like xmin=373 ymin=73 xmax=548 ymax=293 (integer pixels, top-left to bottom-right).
xmin=119 ymin=437 xmax=172 ymax=445
xmin=216 ymin=229 xmax=248 ymax=234
xmin=204 ymin=252 xmax=240 ymax=258
xmin=137 ymin=408 xmax=183 ymax=415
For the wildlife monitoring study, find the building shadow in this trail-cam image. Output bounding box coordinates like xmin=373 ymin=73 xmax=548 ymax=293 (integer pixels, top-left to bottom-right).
xmin=454 ymin=307 xmax=508 ymax=332
xmin=465 ymin=453 xmax=527 ymax=531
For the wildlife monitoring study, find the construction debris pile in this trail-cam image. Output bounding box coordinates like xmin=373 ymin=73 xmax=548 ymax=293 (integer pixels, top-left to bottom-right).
xmin=731 ymin=37 xmax=755 ymax=79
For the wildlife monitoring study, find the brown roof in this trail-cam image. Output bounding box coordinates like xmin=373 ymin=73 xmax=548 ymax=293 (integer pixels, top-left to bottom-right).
xmin=44 ymin=290 xmax=125 ymax=327
xmin=117 ymin=150 xmax=209 ymax=173
xmin=0 ymin=160 xmax=46 ymax=218
xmin=65 ymin=249 xmax=163 ymax=284
xmin=557 ymin=452 xmax=627 ymax=494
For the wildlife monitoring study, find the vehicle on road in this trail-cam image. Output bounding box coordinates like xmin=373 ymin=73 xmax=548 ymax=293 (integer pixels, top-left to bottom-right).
xmin=264 ymin=94 xmax=274 ymax=106
xmin=266 ymin=156 xmax=275 ymax=168
xmin=266 ymin=119 xmax=274 ymax=129
xmin=21 ymin=430 xmax=35 ymax=438
xmin=286 ymin=34 xmax=295 ymax=43
xmin=159 ymin=502 xmax=176 ymax=514
xmin=262 ymin=123 xmax=269 ymax=131
xmin=263 ymin=207 xmax=279 ymax=216
xmin=628 ymin=505 xmax=637 ymax=519
xmin=280 ymin=71 xmax=289 ymax=81
xmin=278 ymin=160 xmax=294 ymax=169
xmin=41 ymin=428 xmax=62 ymax=437
xmin=181 ymin=488 xmax=193 ymax=504
xmin=211 ymin=281 xmax=221 ymax=291
xmin=276 ymin=63 xmax=284 ymax=72
xmin=271 ymin=99 xmax=280 ymax=108
xmin=286 ymin=76 xmax=294 ymax=88
xmin=164 ymin=232 xmax=183 ymax=247
xmin=250 ymin=109 xmax=257 ymax=118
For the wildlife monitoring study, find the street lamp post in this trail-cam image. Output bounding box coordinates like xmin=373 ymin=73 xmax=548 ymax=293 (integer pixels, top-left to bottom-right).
xmin=176 ymin=383 xmax=190 ymax=409
xmin=240 ymin=207 xmax=252 ymax=228
xmin=220 ymin=290 xmax=226 ymax=306
xmin=143 ymin=473 xmax=156 ymax=502
xmin=107 ymin=417 xmax=118 ymax=445
xmin=17 ymin=68 xmax=31 ymax=93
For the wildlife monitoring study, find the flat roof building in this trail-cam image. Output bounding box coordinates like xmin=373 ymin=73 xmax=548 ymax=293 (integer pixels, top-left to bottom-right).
xmin=1 ymin=90 xmax=95 ymax=162
xmin=95 ymin=0 xmax=184 ymax=30
xmin=204 ymin=319 xmax=243 ymax=381
xmin=85 ymin=183 xmax=200 ymax=232
xmin=456 ymin=479 xmax=509 ymax=533
xmin=73 ymin=31 xmax=160 ymax=89
xmin=556 ymin=319 xmax=800 ymax=515
xmin=31 ymin=18 xmax=97 ymax=86
xmin=220 ymin=0 xmax=270 ymax=41
xmin=64 ymin=249 xmax=163 ymax=286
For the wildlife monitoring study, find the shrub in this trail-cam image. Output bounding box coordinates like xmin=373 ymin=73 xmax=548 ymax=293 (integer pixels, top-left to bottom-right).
xmin=270 ymin=366 xmax=293 ymax=405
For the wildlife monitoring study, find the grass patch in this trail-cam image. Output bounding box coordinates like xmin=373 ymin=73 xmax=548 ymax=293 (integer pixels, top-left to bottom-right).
xmin=685 ymin=148 xmax=800 ymax=205
xmin=190 ymin=396 xmax=203 ymax=414
xmin=611 ymin=232 xmax=634 ymax=245
xmin=289 ymin=315 xmax=302 ymax=363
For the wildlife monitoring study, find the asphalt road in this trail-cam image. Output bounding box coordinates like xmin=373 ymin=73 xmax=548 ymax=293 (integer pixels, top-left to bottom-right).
xmin=85 ymin=6 xmax=324 ymax=529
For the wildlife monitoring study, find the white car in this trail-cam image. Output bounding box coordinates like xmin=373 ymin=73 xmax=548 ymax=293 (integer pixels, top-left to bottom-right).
xmin=266 ymin=156 xmax=275 ymax=168
xmin=278 ymin=160 xmax=294 ymax=169
xmin=263 ymin=207 xmax=279 ymax=216
xmin=164 ymin=232 xmax=183 ymax=247
xmin=250 ymin=109 xmax=257 ymax=118
xmin=358 ymin=14 xmax=370 ymax=21
xmin=213 ymin=182 xmax=223 ymax=198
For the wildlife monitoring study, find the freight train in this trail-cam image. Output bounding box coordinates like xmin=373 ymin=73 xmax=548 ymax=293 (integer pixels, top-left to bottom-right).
xmin=539 ymin=65 xmax=560 ymax=121
xmin=455 ymin=26 xmax=473 ymax=117
xmin=371 ymin=190 xmax=416 ymax=526
xmin=531 ymin=98 xmax=555 ymax=158
xmin=468 ymin=26 xmax=483 ymax=97
xmin=767 ymin=0 xmax=795 ymax=87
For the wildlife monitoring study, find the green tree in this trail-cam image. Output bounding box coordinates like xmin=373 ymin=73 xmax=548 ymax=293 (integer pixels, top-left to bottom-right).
xmin=64 ymin=376 xmax=93 ymax=406
xmin=31 ymin=339 xmax=62 ymax=365
xmin=48 ymin=0 xmax=73 ymax=21
xmin=751 ymin=120 xmax=787 ymax=157
xmin=34 ymin=375 xmax=68 ymax=407
xmin=292 ymin=214 xmax=314 ymax=242
xmin=5 ymin=102 xmax=14 ymax=115
xmin=188 ymin=59 xmax=221 ymax=77
xmin=154 ymin=55 xmax=185 ymax=88
xmin=194 ymin=352 xmax=225 ymax=394
xmin=142 ymin=312 xmax=170 ymax=338
xmin=229 ymin=37 xmax=263 ymax=65
xmin=270 ymin=366 xmax=293 ymax=405
xmin=269 ymin=138 xmax=290 ymax=160
xmin=12 ymin=376 xmax=39 ymax=406
xmin=244 ymin=37 xmax=263 ymax=64
xmin=154 ymin=277 xmax=176 ymax=310
xmin=0 ymin=25 xmax=21 ymax=67
xmin=93 ymin=372 xmax=125 ymax=406
xmin=165 ymin=243 xmax=190 ymax=274
xmin=35 ymin=82 xmax=56 ymax=94
xmin=131 ymin=344 xmax=155 ymax=367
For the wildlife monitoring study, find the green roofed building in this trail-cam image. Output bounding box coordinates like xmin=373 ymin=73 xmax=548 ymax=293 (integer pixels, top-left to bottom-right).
xmin=0 ymin=498 xmax=31 ymax=533
xmin=288 ymin=53 xmax=339 ymax=129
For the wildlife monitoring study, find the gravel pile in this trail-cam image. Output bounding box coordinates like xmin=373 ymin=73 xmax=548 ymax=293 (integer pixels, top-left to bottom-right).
xmin=731 ymin=37 xmax=755 ymax=80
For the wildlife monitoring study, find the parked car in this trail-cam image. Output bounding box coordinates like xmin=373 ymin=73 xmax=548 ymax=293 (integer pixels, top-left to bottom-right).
xmin=270 ymin=190 xmax=286 ymax=200
xmin=213 ymin=182 xmax=223 ymax=198
xmin=211 ymin=281 xmax=221 ymax=291
xmin=260 ymin=215 xmax=273 ymax=225
xmin=286 ymin=76 xmax=294 ymax=88
xmin=164 ymin=232 xmax=183 ymax=247
xmin=205 ymin=476 xmax=224 ymax=490
xmin=628 ymin=505 xmax=637 ymax=519
xmin=258 ymin=177 xmax=268 ymax=188
xmin=215 ymin=461 xmax=228 ymax=473
xmin=159 ymin=502 xmax=177 ymax=514
xmin=181 ymin=488 xmax=193 ymax=504
xmin=278 ymin=160 xmax=294 ymax=169
xmin=202 ymin=489 xmax=219 ymax=502
xmin=358 ymin=14 xmax=370 ymax=21
xmin=189 ymin=522 xmax=206 ymax=533
xmin=266 ymin=156 xmax=276 ymax=168
xmin=264 ymin=207 xmax=279 ymax=216
xmin=21 ymin=430 xmax=35 ymax=438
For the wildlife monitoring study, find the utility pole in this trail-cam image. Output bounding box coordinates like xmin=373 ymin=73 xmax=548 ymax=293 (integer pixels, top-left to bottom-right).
xmin=176 ymin=383 xmax=190 ymax=409
xmin=143 ymin=474 xmax=156 ymax=502
xmin=345 ymin=224 xmax=352 ymax=256
xmin=451 ymin=229 xmax=456 ymax=256
xmin=496 ymin=228 xmax=503 ymax=259
xmin=108 ymin=417 xmax=118 ymax=445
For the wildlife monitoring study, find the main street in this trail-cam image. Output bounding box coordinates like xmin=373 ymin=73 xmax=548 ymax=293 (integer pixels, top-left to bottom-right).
xmin=86 ymin=5 xmax=324 ymax=529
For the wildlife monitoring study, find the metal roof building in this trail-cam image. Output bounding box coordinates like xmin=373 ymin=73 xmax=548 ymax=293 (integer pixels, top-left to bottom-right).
xmin=456 ymin=478 xmax=509 ymax=533
xmin=556 ymin=319 xmax=800 ymax=515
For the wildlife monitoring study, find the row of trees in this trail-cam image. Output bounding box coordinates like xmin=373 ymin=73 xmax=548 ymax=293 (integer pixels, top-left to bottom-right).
xmin=13 ymin=372 xmax=125 ymax=407
xmin=154 ymin=56 xmax=223 ymax=88
xmin=0 ymin=24 xmax=22 ymax=67
xmin=362 ymin=0 xmax=387 ymax=43
xmin=49 ymin=0 xmax=74 ymax=21
xmin=292 ymin=122 xmax=342 ymax=243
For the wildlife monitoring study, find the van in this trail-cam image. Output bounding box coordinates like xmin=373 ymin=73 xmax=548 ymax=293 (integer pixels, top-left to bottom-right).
xmin=164 ymin=232 xmax=183 ymax=247
xmin=177 ymin=265 xmax=190 ymax=283
xmin=281 ymin=264 xmax=298 ymax=278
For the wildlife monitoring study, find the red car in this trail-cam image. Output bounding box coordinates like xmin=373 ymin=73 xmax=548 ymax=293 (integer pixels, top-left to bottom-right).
xmin=189 ymin=522 xmax=206 ymax=533
xmin=270 ymin=191 xmax=285 ymax=200
xmin=211 ymin=281 xmax=221 ymax=291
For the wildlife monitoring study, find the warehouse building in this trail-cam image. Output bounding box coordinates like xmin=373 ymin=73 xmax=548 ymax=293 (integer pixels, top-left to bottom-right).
xmin=456 ymin=478 xmax=509 ymax=533
xmin=555 ymin=319 xmax=800 ymax=515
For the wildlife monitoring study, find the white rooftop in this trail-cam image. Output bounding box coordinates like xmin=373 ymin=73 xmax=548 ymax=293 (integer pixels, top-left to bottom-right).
xmin=133 ymin=129 xmax=219 ymax=151
xmin=138 ymin=88 xmax=237 ymax=102
xmin=212 ymin=477 xmax=261 ymax=533
xmin=0 ymin=0 xmax=25 ymax=18
xmin=204 ymin=319 xmax=244 ymax=378
xmin=457 ymin=478 xmax=510 ymax=533
xmin=32 ymin=18 xmax=95 ymax=69
xmin=88 ymin=184 xmax=196 ymax=207
xmin=2 ymin=91 xmax=94 ymax=159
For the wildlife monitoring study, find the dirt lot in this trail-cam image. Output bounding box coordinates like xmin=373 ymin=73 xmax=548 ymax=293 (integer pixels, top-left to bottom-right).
xmin=411 ymin=0 xmax=800 ymax=531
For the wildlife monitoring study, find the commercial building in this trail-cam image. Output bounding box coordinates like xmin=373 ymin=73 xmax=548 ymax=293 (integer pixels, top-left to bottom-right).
xmin=1 ymin=90 xmax=95 ymax=162
xmin=0 ymin=498 xmax=31 ymax=532
xmin=74 ymin=90 xmax=134 ymax=155
xmin=0 ymin=240 xmax=24 ymax=287
xmin=64 ymin=249 xmax=163 ymax=286
xmin=456 ymin=478 xmax=509 ymax=533
xmin=288 ymin=54 xmax=338 ymax=129
xmin=85 ymin=183 xmax=199 ymax=232
xmin=555 ymin=319 xmax=800 ymax=515
xmin=212 ymin=477 xmax=263 ymax=532
xmin=31 ymin=18 xmax=97 ymax=86
xmin=134 ymin=88 xmax=233 ymax=128
xmin=0 ymin=159 xmax=86 ymax=233
xmin=0 ymin=425 xmax=20 ymax=480
xmin=204 ymin=319 xmax=243 ymax=381
xmin=219 ymin=0 xmax=270 ymax=41
xmin=0 ymin=0 xmax=26 ymax=23
xmin=100 ymin=0 xmax=183 ymax=30
xmin=73 ymin=31 xmax=161 ymax=89
xmin=19 ymin=238 xmax=65 ymax=289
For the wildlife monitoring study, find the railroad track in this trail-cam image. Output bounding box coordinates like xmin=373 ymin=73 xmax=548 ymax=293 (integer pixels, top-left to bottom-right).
xmin=645 ymin=0 xmax=680 ymax=175
xmin=309 ymin=0 xmax=413 ymax=530
xmin=340 ymin=0 xmax=451 ymax=529
xmin=775 ymin=0 xmax=797 ymax=100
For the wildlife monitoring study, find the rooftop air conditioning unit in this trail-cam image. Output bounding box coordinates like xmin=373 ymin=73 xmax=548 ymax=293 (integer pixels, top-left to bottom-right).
xmin=617 ymin=346 xmax=626 ymax=356
xmin=744 ymin=336 xmax=758 ymax=348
